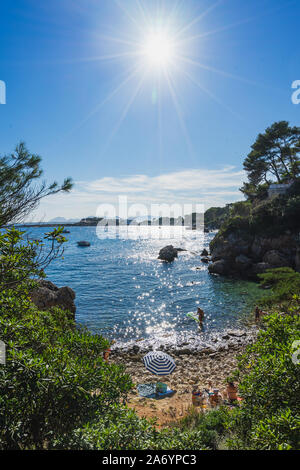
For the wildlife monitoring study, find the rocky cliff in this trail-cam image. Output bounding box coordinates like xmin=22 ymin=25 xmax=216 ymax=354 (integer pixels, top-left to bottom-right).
xmin=209 ymin=230 xmax=300 ymax=279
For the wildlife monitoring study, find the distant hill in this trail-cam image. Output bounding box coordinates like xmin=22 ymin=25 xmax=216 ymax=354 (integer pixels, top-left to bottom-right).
xmin=48 ymin=217 xmax=80 ymax=224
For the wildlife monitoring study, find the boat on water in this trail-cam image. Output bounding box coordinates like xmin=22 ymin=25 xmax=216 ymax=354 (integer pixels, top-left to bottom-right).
xmin=62 ymin=230 xmax=70 ymax=234
xmin=77 ymin=241 xmax=91 ymax=247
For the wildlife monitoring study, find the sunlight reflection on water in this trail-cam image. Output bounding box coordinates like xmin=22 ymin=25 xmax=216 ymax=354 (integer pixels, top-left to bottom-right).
xmin=22 ymin=226 xmax=263 ymax=347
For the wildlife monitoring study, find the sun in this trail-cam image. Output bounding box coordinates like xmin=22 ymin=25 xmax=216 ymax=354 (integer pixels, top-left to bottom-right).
xmin=142 ymin=31 xmax=175 ymax=69
xmin=74 ymin=1 xmax=245 ymax=152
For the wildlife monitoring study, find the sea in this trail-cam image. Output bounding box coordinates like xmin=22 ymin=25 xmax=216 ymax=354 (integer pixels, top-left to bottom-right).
xmin=23 ymin=225 xmax=262 ymax=350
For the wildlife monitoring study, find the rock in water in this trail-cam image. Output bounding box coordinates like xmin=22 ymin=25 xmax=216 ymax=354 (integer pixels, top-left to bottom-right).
xmin=158 ymin=245 xmax=179 ymax=262
xmin=208 ymin=260 xmax=227 ymax=275
xmin=201 ymin=249 xmax=209 ymax=257
xmin=30 ymin=280 xmax=76 ymax=316
xmin=77 ymin=241 xmax=91 ymax=247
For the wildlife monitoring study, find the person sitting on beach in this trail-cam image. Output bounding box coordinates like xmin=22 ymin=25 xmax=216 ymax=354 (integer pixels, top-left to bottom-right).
xmin=226 ymin=382 xmax=238 ymax=403
xmin=255 ymin=307 xmax=269 ymax=323
xmin=192 ymin=389 xmax=206 ymax=408
xmin=209 ymin=389 xmax=223 ymax=407
xmin=103 ymin=340 xmax=115 ymax=362
xmin=255 ymin=306 xmax=260 ymax=323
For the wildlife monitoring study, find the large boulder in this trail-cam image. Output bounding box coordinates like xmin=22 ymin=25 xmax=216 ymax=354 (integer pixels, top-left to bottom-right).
xmin=295 ymin=248 xmax=300 ymax=272
xmin=263 ymin=250 xmax=290 ymax=268
xmin=158 ymin=245 xmax=179 ymax=262
xmin=235 ymin=254 xmax=252 ymax=270
xmin=252 ymin=262 xmax=273 ymax=275
xmin=30 ymin=280 xmax=76 ymax=316
xmin=208 ymin=259 xmax=227 ymax=275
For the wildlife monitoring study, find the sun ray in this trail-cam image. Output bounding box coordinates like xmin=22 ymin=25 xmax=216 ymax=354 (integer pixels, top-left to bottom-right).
xmin=114 ymin=0 xmax=145 ymax=34
xmin=157 ymin=74 xmax=163 ymax=166
xmin=135 ymin=0 xmax=151 ymax=29
xmin=103 ymin=72 xmax=147 ymax=153
xmin=46 ymin=52 xmax=141 ymax=66
xmin=164 ymin=69 xmax=195 ymax=158
xmin=174 ymin=0 xmax=224 ymax=39
xmin=67 ymin=64 xmax=142 ymax=137
xmin=177 ymin=65 xmax=242 ymax=120
xmin=181 ymin=17 xmax=258 ymax=43
xmin=181 ymin=0 xmax=298 ymax=44
xmin=176 ymin=55 xmax=261 ymax=87
xmin=94 ymin=33 xmax=141 ymax=49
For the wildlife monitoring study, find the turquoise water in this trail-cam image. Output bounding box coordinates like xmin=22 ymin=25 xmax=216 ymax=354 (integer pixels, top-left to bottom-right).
xmin=25 ymin=226 xmax=262 ymax=347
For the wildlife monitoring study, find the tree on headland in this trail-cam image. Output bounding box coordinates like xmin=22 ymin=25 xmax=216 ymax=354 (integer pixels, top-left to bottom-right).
xmin=241 ymin=121 xmax=300 ymax=200
xmin=0 ymin=142 xmax=73 ymax=227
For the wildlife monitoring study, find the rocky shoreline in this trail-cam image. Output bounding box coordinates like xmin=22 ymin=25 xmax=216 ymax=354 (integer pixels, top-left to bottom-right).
xmin=30 ymin=280 xmax=76 ymax=318
xmin=111 ymin=326 xmax=257 ymax=356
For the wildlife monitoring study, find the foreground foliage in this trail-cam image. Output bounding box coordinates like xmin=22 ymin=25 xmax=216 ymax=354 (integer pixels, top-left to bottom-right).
xmin=0 ymin=227 xmax=299 ymax=450
xmin=0 ymin=228 xmax=211 ymax=450
xmin=227 ymin=312 xmax=300 ymax=450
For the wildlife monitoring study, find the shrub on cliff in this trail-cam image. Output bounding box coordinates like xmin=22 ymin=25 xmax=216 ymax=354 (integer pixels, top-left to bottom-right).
xmin=258 ymin=267 xmax=300 ymax=306
xmin=204 ymin=205 xmax=233 ymax=230
xmin=250 ymin=192 xmax=300 ymax=234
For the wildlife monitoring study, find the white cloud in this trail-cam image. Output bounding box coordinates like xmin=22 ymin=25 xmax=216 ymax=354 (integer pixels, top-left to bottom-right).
xmin=83 ymin=166 xmax=244 ymax=193
xmin=31 ymin=167 xmax=245 ymax=221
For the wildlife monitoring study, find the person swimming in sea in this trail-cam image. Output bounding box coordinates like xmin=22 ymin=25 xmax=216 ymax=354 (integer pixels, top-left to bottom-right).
xmin=197 ymin=307 xmax=205 ymax=328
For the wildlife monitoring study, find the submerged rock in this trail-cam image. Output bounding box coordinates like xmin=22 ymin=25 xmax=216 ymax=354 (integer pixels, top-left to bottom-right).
xmin=30 ymin=280 xmax=76 ymax=316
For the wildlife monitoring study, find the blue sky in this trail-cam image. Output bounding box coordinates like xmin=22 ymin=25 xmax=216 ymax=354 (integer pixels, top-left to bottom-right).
xmin=0 ymin=0 xmax=299 ymax=220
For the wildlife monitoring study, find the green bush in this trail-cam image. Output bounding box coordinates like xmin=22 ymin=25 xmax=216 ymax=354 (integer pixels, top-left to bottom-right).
xmin=0 ymin=298 xmax=133 ymax=449
xmin=258 ymin=267 xmax=300 ymax=307
xmin=176 ymin=406 xmax=230 ymax=450
xmin=0 ymin=229 xmax=133 ymax=449
xmin=52 ymin=405 xmax=211 ymax=450
xmin=227 ymin=312 xmax=300 ymax=450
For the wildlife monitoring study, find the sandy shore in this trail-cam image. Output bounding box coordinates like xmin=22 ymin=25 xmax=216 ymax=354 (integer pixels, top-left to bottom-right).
xmin=111 ymin=332 xmax=256 ymax=426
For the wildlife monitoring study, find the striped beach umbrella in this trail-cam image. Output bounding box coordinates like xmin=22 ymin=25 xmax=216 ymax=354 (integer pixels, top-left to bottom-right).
xmin=143 ymin=351 xmax=176 ymax=376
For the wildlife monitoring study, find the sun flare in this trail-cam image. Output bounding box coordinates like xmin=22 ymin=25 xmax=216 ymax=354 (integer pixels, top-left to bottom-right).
xmin=77 ymin=0 xmax=246 ymax=152
xmin=142 ymin=31 xmax=175 ymax=68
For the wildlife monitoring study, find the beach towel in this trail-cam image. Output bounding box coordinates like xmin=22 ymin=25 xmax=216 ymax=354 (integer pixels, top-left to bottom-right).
xmin=137 ymin=383 xmax=176 ymax=399
xmin=137 ymin=383 xmax=157 ymax=398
